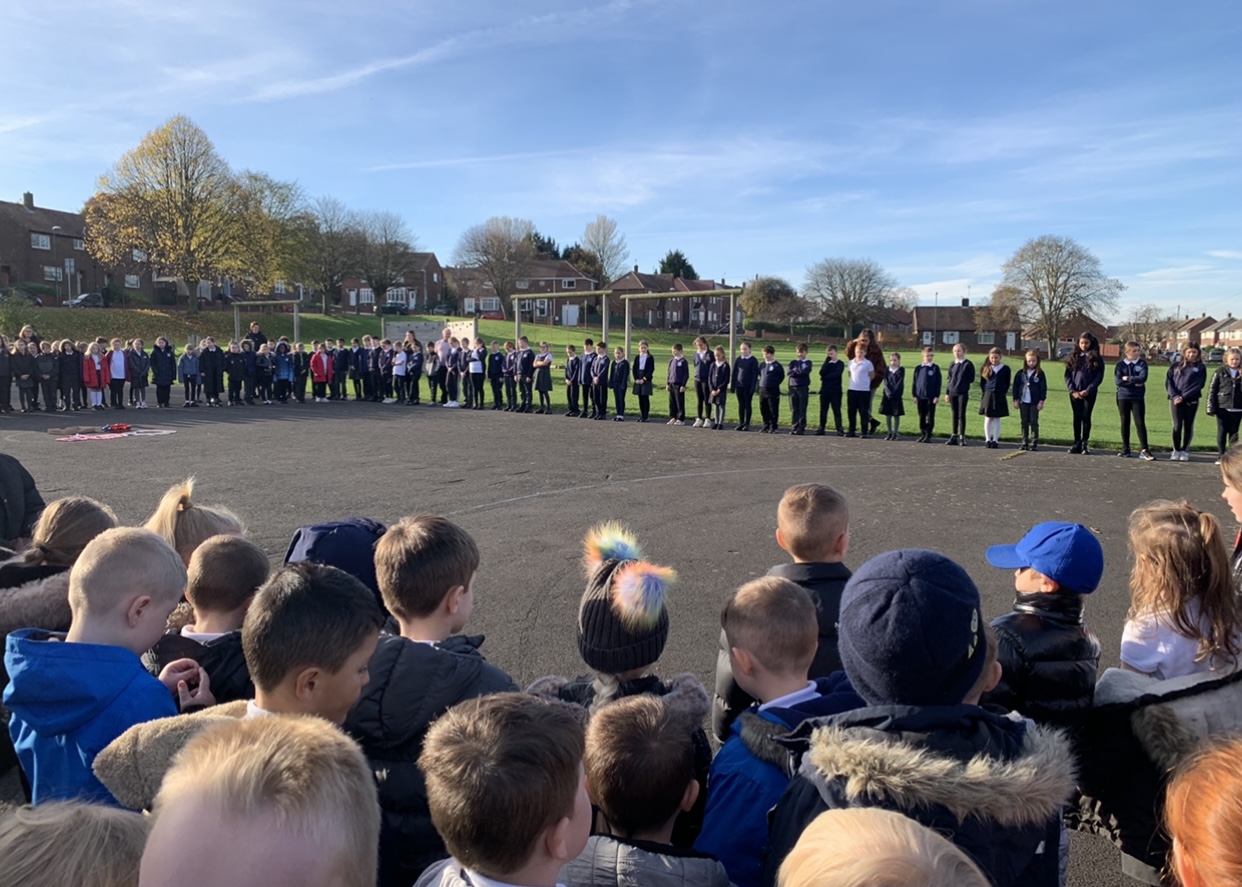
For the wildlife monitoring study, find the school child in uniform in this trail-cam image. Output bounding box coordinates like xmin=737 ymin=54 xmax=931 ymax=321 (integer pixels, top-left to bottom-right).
xmin=486 ymin=341 xmax=504 ymax=410
xmin=845 ymin=346 xmax=873 ymax=438
xmin=456 ymin=340 xmax=471 ymax=408
xmin=1012 ymin=350 xmax=1048 ymax=451
xmin=1168 ymin=343 xmax=1207 ymax=461
xmin=444 ymin=337 xmax=461 ymax=408
xmin=406 ymin=339 xmax=424 ymax=405
xmin=332 ymin=339 xmax=350 ymax=401
xmin=375 ymin=339 xmax=394 ymax=404
xmin=610 ymin=346 xmax=630 ymax=421
xmin=632 ymin=340 xmax=655 ymax=423
xmin=106 ymin=339 xmax=129 ymax=409
xmin=816 ymin=344 xmax=844 ymax=436
xmin=57 ymin=340 xmax=83 ymax=411
xmin=273 ymin=342 xmax=295 ymax=403
xmin=731 ymin=341 xmax=759 ymax=432
xmin=979 ymin=348 xmax=1011 ymax=448
xmin=707 ymin=345 xmax=730 ymax=430
xmin=0 ymin=337 xmax=10 ymax=414
xmin=692 ymin=336 xmax=712 ymax=427
xmin=944 ymin=343 xmax=975 ymax=446
xmin=309 ymin=342 xmax=333 ymax=403
xmin=391 ymin=341 xmax=407 ymax=404
xmin=878 ymin=352 xmax=905 ymax=440
xmin=255 ymin=343 xmax=274 ymax=404
xmin=198 ymin=338 xmax=224 ymax=407
xmin=515 ymin=337 xmax=535 ymax=413
xmin=127 ymin=339 xmax=150 ymax=409
xmin=1207 ymin=347 xmax=1242 ymax=463
xmin=591 ymin=341 xmax=611 ymax=421
xmin=470 ymin=338 xmax=487 ymax=410
xmin=11 ymin=341 xmax=37 ymax=412
xmin=578 ymin=338 xmax=595 ymax=420
xmin=912 ymin=346 xmax=941 ymax=443
xmin=501 ymin=341 xmax=517 ymax=411
xmin=667 ymin=344 xmax=689 ymax=425
xmin=787 ymin=343 xmax=812 ymax=435
xmin=224 ymin=341 xmax=246 ymax=405
xmin=564 ymin=344 xmax=582 ymax=416
xmin=34 ymin=343 xmax=57 ymax=413
xmin=1065 ymin=332 xmax=1105 ymax=455
xmin=758 ymin=345 xmax=785 ymax=433
xmin=177 ymin=345 xmax=200 ymax=408
xmin=292 ymin=342 xmax=310 ymax=403
xmin=533 ymin=342 xmax=554 ymax=414
xmin=240 ymin=339 xmax=258 ymax=404
xmin=1114 ymin=341 xmax=1154 ymax=459
xmin=424 ymin=343 xmax=441 ymax=406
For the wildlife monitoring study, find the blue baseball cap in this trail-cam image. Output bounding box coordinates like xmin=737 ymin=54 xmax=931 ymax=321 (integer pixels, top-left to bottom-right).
xmin=985 ymin=522 xmax=1103 ymax=594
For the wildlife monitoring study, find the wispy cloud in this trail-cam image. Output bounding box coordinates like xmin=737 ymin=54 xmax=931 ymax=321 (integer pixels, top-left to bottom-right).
xmin=1208 ymin=250 xmax=1242 ymax=260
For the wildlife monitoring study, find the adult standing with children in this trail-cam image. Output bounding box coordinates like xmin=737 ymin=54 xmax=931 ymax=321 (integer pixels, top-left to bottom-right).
xmin=1065 ymin=331 xmax=1105 ymax=455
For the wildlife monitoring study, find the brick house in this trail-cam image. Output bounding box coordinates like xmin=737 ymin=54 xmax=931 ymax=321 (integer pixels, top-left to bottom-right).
xmin=607 ymin=268 xmax=738 ymax=331
xmin=446 ymin=260 xmax=597 ymax=322
xmin=862 ymin=307 xmax=913 ymax=339
xmin=0 ymin=192 xmax=153 ymax=302
xmin=1202 ymin=314 xmax=1237 ymax=349
xmin=911 ymin=300 xmax=1023 ymax=352
xmin=1217 ymin=317 xmax=1242 ymax=348
xmin=1021 ymin=311 xmax=1110 ymax=356
xmin=1174 ymin=314 xmax=1217 ymax=348
xmin=341 ymin=252 xmax=446 ymax=313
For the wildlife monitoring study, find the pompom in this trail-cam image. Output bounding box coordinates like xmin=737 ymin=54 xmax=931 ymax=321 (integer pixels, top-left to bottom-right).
xmin=611 ymin=561 xmax=676 ymax=629
xmin=583 ymin=522 xmax=644 ymax=574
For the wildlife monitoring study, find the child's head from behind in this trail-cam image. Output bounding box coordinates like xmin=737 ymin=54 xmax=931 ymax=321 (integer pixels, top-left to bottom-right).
xmin=584 ymin=695 xmax=697 ymax=840
xmin=69 ymin=528 xmax=187 ymax=654
xmin=242 ymin=563 xmax=384 ymax=724
xmin=776 ymin=483 xmax=849 ymax=563
xmin=985 ymin=521 xmax=1103 ymax=596
xmin=186 ymin=534 xmax=270 ymax=623
xmin=721 ymin=577 xmax=816 ymax=693
xmin=0 ymin=801 xmax=147 ymax=887
xmin=1127 ymin=499 xmax=1239 ymax=665
xmin=420 ymin=693 xmax=589 ymax=881
xmin=839 ymin=549 xmax=994 ymax=707
xmin=777 ymin=808 xmax=990 ymax=887
xmin=1220 ymin=444 xmax=1242 ymax=525
xmin=374 ymin=514 xmax=479 ymax=633
xmin=22 ymin=496 xmax=118 ymax=568
xmin=1166 ymin=737 xmax=1242 ymax=887
xmin=140 ymin=716 xmax=379 ymax=887
xmin=145 ymin=478 xmax=245 ymax=566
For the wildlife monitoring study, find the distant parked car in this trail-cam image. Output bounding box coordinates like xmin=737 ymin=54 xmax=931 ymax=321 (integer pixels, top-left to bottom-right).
xmin=68 ymin=292 xmax=105 ymax=308
xmin=1206 ymin=349 xmax=1225 ymax=363
xmin=373 ymin=303 xmax=409 ymax=315
xmin=480 ymin=311 xmax=504 ymax=320
xmin=432 ymin=304 xmax=451 ymax=316
xmin=0 ymin=287 xmax=43 ymax=307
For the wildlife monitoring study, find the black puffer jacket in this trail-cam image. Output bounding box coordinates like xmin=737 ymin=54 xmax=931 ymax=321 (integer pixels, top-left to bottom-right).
xmin=983 ymin=589 xmax=1100 ymax=728
xmin=712 ymin=561 xmax=852 ymax=742
xmin=143 ymin=630 xmax=254 ymax=705
xmin=1207 ymin=366 xmax=1242 ymax=414
xmin=0 ymin=455 xmax=43 ymax=551
xmin=343 ymin=633 xmax=517 ymax=887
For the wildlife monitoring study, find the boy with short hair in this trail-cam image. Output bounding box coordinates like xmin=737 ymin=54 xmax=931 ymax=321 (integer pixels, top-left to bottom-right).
xmin=666 ymin=344 xmax=688 ymax=425
xmin=348 ymin=515 xmax=518 ymax=887
xmin=697 ymin=577 xmax=861 ymax=887
xmin=95 ymin=562 xmax=385 ymax=811
xmin=564 ymin=343 xmax=582 ymax=416
xmin=567 ymin=694 xmax=731 ymax=887
xmin=146 ymin=534 xmax=271 ymax=705
xmin=786 ymin=343 xmax=812 ymax=435
xmin=515 ymin=337 xmax=535 ymax=413
xmin=757 ymin=345 xmax=784 ymax=433
xmin=138 ymin=715 xmax=381 ymax=887
xmin=912 ymin=345 xmax=942 ymax=442
xmin=488 ymin=340 xmax=505 ymax=410
xmin=1115 ymin=340 xmax=1155 ymax=460
xmin=416 ymin=693 xmax=591 ymax=887
xmin=764 ymin=550 xmax=1076 ymax=887
xmin=591 ymin=341 xmax=611 ymax=420
xmin=713 ymin=483 xmax=853 ymax=740
xmin=3 ymin=528 xmax=212 ymax=805
xmin=815 ymin=344 xmax=844 ymax=436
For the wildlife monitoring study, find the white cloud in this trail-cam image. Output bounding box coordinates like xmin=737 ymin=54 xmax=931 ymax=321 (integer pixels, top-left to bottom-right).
xmin=1208 ymin=250 xmax=1242 ymax=260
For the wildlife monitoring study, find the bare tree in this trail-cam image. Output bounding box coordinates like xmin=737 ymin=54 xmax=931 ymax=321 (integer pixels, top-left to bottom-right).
xmin=295 ymin=196 xmax=363 ymax=314
xmin=454 ymin=216 xmax=536 ymax=320
xmin=357 ymin=211 xmax=417 ymax=314
xmin=974 ymin=285 xmax=1024 ymax=349
xmin=1122 ymin=303 xmax=1179 ymax=351
xmin=803 ymin=258 xmax=897 ymax=337
xmin=581 ymin=215 xmax=630 ymax=286
xmin=885 ymin=286 xmax=920 ymax=313
xmin=1000 ymin=235 xmax=1123 ymax=357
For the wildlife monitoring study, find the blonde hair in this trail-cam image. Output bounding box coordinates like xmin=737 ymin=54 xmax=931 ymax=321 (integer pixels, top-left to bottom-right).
xmin=1128 ymin=499 xmax=1241 ymax=666
xmin=721 ymin=577 xmax=817 ymax=674
xmin=19 ymin=497 xmax=118 ymax=567
xmin=777 ymin=808 xmax=990 ymax=887
xmin=145 ymin=478 xmax=245 ymax=565
xmin=149 ymin=717 xmax=379 ymax=887
xmin=0 ymin=801 xmax=147 ymax=887
xmin=69 ymin=527 xmax=186 ymax=615
xmin=1166 ymin=738 xmax=1242 ymax=887
xmin=777 ymin=484 xmax=849 ymax=562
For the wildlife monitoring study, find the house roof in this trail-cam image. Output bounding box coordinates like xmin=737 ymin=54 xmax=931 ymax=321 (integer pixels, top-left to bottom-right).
xmin=516 ymin=259 xmax=596 ymax=284
xmin=864 ymin=306 xmax=913 ymax=327
xmin=1205 ymin=315 xmax=1237 ymax=333
xmin=1020 ymin=312 xmax=1108 ymax=341
xmin=0 ymin=198 xmax=85 ymax=238
xmin=1176 ymin=315 xmax=1216 ymax=332
xmin=911 ymin=306 xmax=977 ymax=332
xmin=608 ymin=271 xmax=725 ymax=294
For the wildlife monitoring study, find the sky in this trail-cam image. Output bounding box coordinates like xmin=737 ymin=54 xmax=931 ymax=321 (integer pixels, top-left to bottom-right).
xmin=3 ymin=0 xmax=1240 ymax=321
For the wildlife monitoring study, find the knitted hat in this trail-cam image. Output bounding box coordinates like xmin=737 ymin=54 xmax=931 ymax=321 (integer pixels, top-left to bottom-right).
xmin=838 ymin=549 xmax=986 ymax=707
xmin=284 ymin=517 xmax=388 ymax=612
xmin=578 ymin=523 xmax=676 ymax=674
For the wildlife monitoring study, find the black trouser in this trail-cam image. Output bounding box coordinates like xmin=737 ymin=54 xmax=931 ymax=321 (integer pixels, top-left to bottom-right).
xmin=470 ymin=373 xmax=484 ymax=407
xmin=108 ymin=378 xmax=126 ymax=407
xmin=917 ymin=398 xmax=937 ymax=436
xmin=818 ymin=388 xmax=842 ymax=431
xmin=847 ymin=389 xmax=870 ymax=434
xmin=408 ymin=372 xmax=421 ymax=404
xmin=669 ymin=386 xmax=685 ymax=420
xmin=393 ymin=376 xmax=407 ymax=402
xmin=312 ymin=381 xmax=327 ymax=399
xmin=362 ymin=371 xmax=375 ymax=400
xmin=446 ymin=372 xmax=459 ymax=403
xmin=40 ymin=379 xmax=57 ymax=409
xmin=490 ymin=378 xmax=503 ymax=408
xmin=370 ymin=370 xmax=383 ymax=401
xmin=592 ymin=383 xmax=607 ymax=416
xmin=156 ymin=384 xmax=171 ymax=407
xmin=759 ymin=388 xmax=781 ymax=428
xmin=0 ymin=376 xmax=11 ymax=411
xmin=735 ymin=388 xmax=753 ymax=427
xmin=275 ymin=379 xmax=292 ymax=402
xmin=380 ymin=373 xmax=393 ymax=400
xmin=350 ymin=374 xmax=363 ymax=400
xmin=519 ymin=378 xmax=533 ymax=409
xmin=437 ymin=367 xmax=450 ymax=403
xmin=18 ymin=386 xmax=34 ymax=411
xmin=613 ymin=387 xmax=626 ymax=417
xmin=1171 ymin=400 xmax=1198 ymax=451
xmin=789 ymin=387 xmax=809 ymax=430
xmin=1070 ymin=390 xmax=1098 ymax=445
xmin=1216 ymin=411 xmax=1242 ymax=455
xmin=203 ymin=377 xmax=221 ymax=403
xmin=245 ymin=376 xmax=257 ymax=402
xmin=637 ymin=392 xmax=650 ymax=420
xmin=294 ymin=374 xmax=308 ymax=402
xmin=257 ymin=378 xmax=272 ymax=401
xmin=567 ymin=381 xmax=581 ymax=413
xmin=949 ymin=394 xmax=969 ymax=437
xmin=695 ymin=380 xmax=710 ymax=419
xmin=504 ymin=377 xmax=517 ymax=408
xmin=59 ymin=377 xmax=80 ymax=410
xmin=1019 ymin=402 xmax=1040 ymax=442
xmin=1118 ymin=398 xmax=1149 ymax=451
xmin=228 ymin=379 xmax=242 ymax=403
xmin=427 ymin=372 xmax=439 ymax=404
xmin=184 ymin=377 xmax=200 ymax=403
xmin=130 ymin=383 xmax=146 ymax=406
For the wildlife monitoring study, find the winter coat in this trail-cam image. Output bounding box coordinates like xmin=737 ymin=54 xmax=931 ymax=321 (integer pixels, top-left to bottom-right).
xmin=254 ymin=353 xmax=273 ymax=381
xmin=33 ymin=353 xmax=57 ymax=384
xmin=0 ymin=455 xmax=44 ymax=551
xmin=0 ymin=348 xmax=9 ymax=378
xmin=310 ymin=352 xmax=333 ymax=383
xmin=293 ymin=350 xmax=311 ymax=379
xmin=144 ymin=630 xmax=253 ymax=706
xmin=878 ymin=366 xmax=904 ymax=416
xmin=223 ymin=351 xmax=246 ymax=381
xmin=126 ymin=349 xmax=151 ymax=385
xmin=343 ymin=633 xmax=518 ymax=887
xmin=697 ymin=674 xmax=864 ymax=887
xmin=1064 ymin=351 xmax=1105 ymax=395
xmin=1114 ymin=359 xmax=1148 ymax=402
xmin=57 ymin=351 xmax=82 ymax=385
xmin=81 ymin=354 xmax=109 ymax=390
xmin=198 ymin=347 xmax=224 ymax=387
xmin=177 ymin=353 xmax=198 ymax=383
xmin=333 ymin=347 xmax=352 ymax=378
xmin=273 ymin=350 xmax=294 ymax=382
xmin=979 ymin=363 xmax=1012 ymax=418
xmin=8 ymin=353 xmax=35 ymax=389
xmin=713 ymin=561 xmax=853 ymax=742
xmin=983 ymin=589 xmax=1100 ymax=729
xmin=564 ymin=835 xmax=734 ymax=887
xmin=149 ymin=345 xmax=177 ymax=386
xmin=1068 ymin=665 xmax=1242 ymax=884
xmin=1166 ymin=361 xmax=1207 ymax=402
xmin=3 ymin=629 xmax=177 ymax=805
xmin=764 ymin=705 xmax=1075 ymax=887
xmin=407 ymin=349 xmax=424 ymax=377
xmin=1207 ymin=366 xmax=1242 ymax=415
xmin=94 ymin=700 xmax=249 ymax=811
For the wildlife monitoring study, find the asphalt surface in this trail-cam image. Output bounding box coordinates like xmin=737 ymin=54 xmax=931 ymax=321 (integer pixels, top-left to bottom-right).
xmin=2 ymin=396 xmax=1232 ymax=886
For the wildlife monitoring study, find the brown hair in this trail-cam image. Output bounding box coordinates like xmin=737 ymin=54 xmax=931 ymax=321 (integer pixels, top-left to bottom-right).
xmin=144 ymin=478 xmax=245 ymax=564
xmin=420 ymin=693 xmax=585 ymax=878
xmin=777 ymin=483 xmax=849 ymax=562
xmin=185 ymin=535 xmax=271 ymax=615
xmin=0 ymin=802 xmax=147 ymax=887
xmin=374 ymin=514 xmax=480 ymax=620
xmin=1023 ymin=350 xmax=1042 ymax=373
xmin=1165 ymin=738 xmax=1242 ymax=887
xmin=721 ymin=577 xmax=817 ymax=674
xmin=1128 ymin=499 xmax=1241 ymax=666
xmin=585 ymin=695 xmax=695 ymax=837
xmin=18 ymin=497 xmax=117 ymax=567
xmin=1221 ymin=444 xmax=1242 ymax=496
xmin=981 ymin=348 xmax=1003 ymax=380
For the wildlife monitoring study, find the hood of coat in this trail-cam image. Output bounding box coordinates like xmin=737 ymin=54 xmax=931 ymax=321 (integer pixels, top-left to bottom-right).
xmin=0 ymin=568 xmax=71 ymax=641
xmin=739 ymin=673 xmax=865 ymax=772
xmin=526 ymin=671 xmax=710 ymax=728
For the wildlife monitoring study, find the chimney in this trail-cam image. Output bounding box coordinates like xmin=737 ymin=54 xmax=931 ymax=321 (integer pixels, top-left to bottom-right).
xmin=633 ymin=264 xmax=639 ymax=274
xmin=22 ymin=192 xmax=33 ymax=209
xmin=961 ymin=297 xmax=969 ymax=307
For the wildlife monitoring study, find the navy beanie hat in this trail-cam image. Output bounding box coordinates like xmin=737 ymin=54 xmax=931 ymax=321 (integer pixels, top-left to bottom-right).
xmin=838 ymin=549 xmax=986 ymax=707
xmin=284 ymin=517 xmax=388 ymax=612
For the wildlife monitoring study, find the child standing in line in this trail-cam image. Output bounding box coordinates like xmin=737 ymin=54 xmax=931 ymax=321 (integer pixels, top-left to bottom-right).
xmin=127 ymin=339 xmax=150 ymax=410
xmin=533 ymin=342 xmax=554 ymax=414
xmin=707 ymin=345 xmax=729 ymax=430
xmin=470 ymin=338 xmax=487 ymax=410
xmin=845 ymin=346 xmax=873 ymax=438
xmin=501 ymin=341 xmax=517 ymax=411
xmin=424 ymin=343 xmax=441 ymax=406
xmin=1207 ymin=347 xmax=1242 ymax=464
xmin=57 ymin=340 xmax=83 ymax=411
xmin=979 ymin=348 xmax=1011 ymax=449
xmin=1167 ymin=343 xmax=1207 ymax=461
xmin=224 ymin=341 xmax=246 ymax=405
xmin=80 ymin=341 xmax=108 ymax=411
xmin=692 ymin=336 xmax=712 ymax=427
xmin=332 ymin=338 xmax=351 ymax=400
xmin=255 ymin=343 xmax=274 ymax=404
xmin=787 ymin=344 xmax=812 ymax=435
xmin=732 ymin=341 xmax=759 ymax=432
xmin=292 ymin=342 xmax=310 ymax=403
xmin=564 ymin=344 xmax=582 ymax=417
xmin=878 ymin=352 xmax=904 ymax=441
xmin=273 ymin=342 xmax=294 ymax=404
xmin=816 ymin=344 xmax=844 ymax=436
xmin=376 ymin=339 xmax=395 ymax=404
xmin=240 ymin=339 xmax=258 ymax=404
xmin=1012 ymin=350 xmax=1048 ymax=451
xmin=487 ymin=341 xmax=503 ymax=410
xmin=309 ymin=341 xmax=333 ymax=403
xmin=11 ymin=341 xmax=37 ymax=412
xmin=177 ymin=345 xmax=200 ymax=408
xmin=911 ymin=346 xmax=941 ymax=443
xmin=591 ymin=341 xmax=611 ymax=421
xmin=35 ymin=342 xmax=58 ymax=413
xmin=445 ymin=337 xmax=462 ymax=408
xmin=632 ymin=340 xmax=655 ymax=423
xmin=577 ymin=338 xmax=595 ymax=420
xmin=944 ymin=343 xmax=975 ymax=446
xmin=1116 ymin=340 xmax=1155 ymax=460
xmin=667 ymin=344 xmax=689 ymax=425
xmin=391 ymin=340 xmax=407 ymax=404
xmin=515 ymin=337 xmax=535 ymax=413
xmin=757 ymin=345 xmax=785 ymax=433
xmin=610 ymin=346 xmax=630 ymax=421
xmin=1065 ymin=332 xmax=1105 ymax=455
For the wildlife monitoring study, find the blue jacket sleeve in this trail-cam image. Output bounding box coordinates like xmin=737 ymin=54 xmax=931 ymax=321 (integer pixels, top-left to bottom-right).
xmin=696 ymin=745 xmax=788 ymax=887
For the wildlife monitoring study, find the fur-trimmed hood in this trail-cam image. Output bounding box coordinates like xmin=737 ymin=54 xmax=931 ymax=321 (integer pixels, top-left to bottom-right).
xmin=0 ymin=569 xmax=71 ymax=646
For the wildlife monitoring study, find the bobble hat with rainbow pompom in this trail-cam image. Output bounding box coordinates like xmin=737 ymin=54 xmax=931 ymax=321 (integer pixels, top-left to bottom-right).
xmin=578 ymin=522 xmax=677 ymax=674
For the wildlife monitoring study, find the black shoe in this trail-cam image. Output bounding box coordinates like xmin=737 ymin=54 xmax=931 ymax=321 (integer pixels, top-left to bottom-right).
xmin=958 ymin=438 xmax=967 ymax=446
xmin=946 ymin=435 xmax=958 ymax=445
xmin=579 ymin=412 xmax=591 ymax=419
xmin=1117 ymin=449 xmax=1131 ymax=457
xmin=566 ymin=411 xmax=578 ymax=417
xmin=846 ymin=431 xmax=857 ymax=438
xmin=815 ymin=429 xmax=826 ymax=436
xmin=869 ymin=418 xmax=880 ymax=434
xmin=1069 ymin=443 xmax=1082 ymax=454
xmin=836 ymin=429 xmax=845 ymax=437
xmin=614 ymin=416 xmax=624 ymax=422
xmin=596 ymin=415 xmax=607 ymax=421
xmin=1081 ymin=446 xmax=1091 ymax=456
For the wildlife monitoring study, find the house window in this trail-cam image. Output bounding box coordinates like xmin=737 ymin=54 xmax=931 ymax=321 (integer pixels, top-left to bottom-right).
xmin=132 ymin=248 xmax=147 ymax=262
xmin=977 ymin=331 xmax=995 ymax=345
xmin=942 ymin=331 xmax=960 ymax=345
xmin=124 ymin=274 xmax=140 ymax=289
xmin=43 ymin=265 xmax=63 ymax=281
xmin=73 ymin=238 xmax=84 ymax=251
xmin=31 ymin=233 xmax=51 ymax=250
xmin=536 ymin=299 xmax=548 ymax=318
xmin=922 ymin=331 xmax=933 ymax=345
xmin=359 ymin=288 xmax=374 ymax=304
xmin=433 ymin=273 xmax=439 ymax=283
xmin=388 ymin=287 xmax=407 ymax=304
xmin=516 ymin=279 xmax=530 ymax=290
xmin=561 ymin=278 xmax=576 ymax=290
xmin=669 ymin=310 xmax=680 ymax=323
xmin=274 ymin=280 xmax=287 ymax=294
xmin=480 ymin=297 xmax=500 ymax=312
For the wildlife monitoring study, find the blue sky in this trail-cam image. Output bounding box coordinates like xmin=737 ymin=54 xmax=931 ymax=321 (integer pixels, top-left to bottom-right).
xmin=4 ymin=0 xmax=1240 ymax=321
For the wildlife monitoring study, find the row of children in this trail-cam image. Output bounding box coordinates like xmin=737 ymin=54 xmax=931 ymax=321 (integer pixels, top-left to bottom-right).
xmin=3 ymin=447 xmax=1242 ymax=887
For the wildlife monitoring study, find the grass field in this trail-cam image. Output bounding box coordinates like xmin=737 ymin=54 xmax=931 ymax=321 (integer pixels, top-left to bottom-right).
xmin=1 ymin=307 xmax=1227 ymax=452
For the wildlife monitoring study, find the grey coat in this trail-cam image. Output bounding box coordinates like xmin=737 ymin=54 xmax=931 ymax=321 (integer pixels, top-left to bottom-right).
xmin=564 ymin=835 xmax=734 ymax=887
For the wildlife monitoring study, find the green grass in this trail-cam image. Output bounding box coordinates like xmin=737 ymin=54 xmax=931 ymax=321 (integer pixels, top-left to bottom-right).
xmin=1 ymin=307 xmax=1221 ymax=452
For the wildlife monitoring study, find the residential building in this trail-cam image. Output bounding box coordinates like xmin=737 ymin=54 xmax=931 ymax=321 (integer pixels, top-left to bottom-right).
xmin=1174 ymin=314 xmax=1217 ymax=347
xmin=608 ymin=267 xmax=738 ymax=330
xmin=446 ymin=260 xmax=597 ymax=322
xmin=1020 ymin=311 xmax=1110 ymax=355
xmin=1202 ymin=314 xmax=1237 ymax=349
xmin=341 ymin=252 xmax=445 ymax=313
xmin=911 ymin=299 xmax=1023 ymax=352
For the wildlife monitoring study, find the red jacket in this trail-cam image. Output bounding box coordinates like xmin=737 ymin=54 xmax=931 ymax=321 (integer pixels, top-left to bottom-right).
xmin=310 ymin=352 xmax=334 ymax=383
xmin=82 ymin=354 xmax=111 ymax=390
